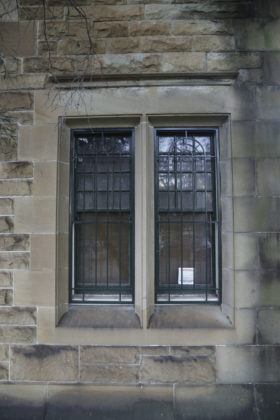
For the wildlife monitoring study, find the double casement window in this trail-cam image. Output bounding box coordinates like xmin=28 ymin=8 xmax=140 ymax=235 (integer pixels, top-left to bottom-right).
xmin=69 ymin=127 xmax=221 ymax=305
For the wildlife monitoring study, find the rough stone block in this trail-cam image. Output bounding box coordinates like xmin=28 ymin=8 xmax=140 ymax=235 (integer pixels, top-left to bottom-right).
xmin=38 ymin=40 xmax=57 ymax=56
xmin=255 ymin=122 xmax=280 ymax=158
xmin=172 ymin=19 xmax=232 ymax=35
xmin=0 ymin=0 xmax=18 ymax=21
xmin=161 ymin=52 xmax=206 ymax=72
xmin=38 ymin=21 xmax=93 ymax=40
xmin=264 ymin=52 xmax=280 ymax=84
xmin=0 ymin=384 xmax=47 ymax=420
xmin=80 ymin=365 xmax=139 ymax=383
xmin=170 ymin=347 xmax=215 ymax=357
xmin=24 ymin=57 xmax=76 ymax=73
xmin=19 ymin=6 xmax=64 ymax=20
xmin=193 ymin=35 xmax=234 ymax=52
xmin=0 ymin=92 xmax=33 ymax=112
xmin=234 ymin=197 xmax=280 ymax=232
xmin=0 ymin=57 xmax=20 ymax=74
xmin=0 ymin=216 xmax=14 ymax=233
xmin=0 ymin=252 xmax=29 ymax=269
xmin=80 ymin=346 xmax=139 ymax=364
xmin=0 ymin=327 xmax=36 ymax=344
xmin=94 ymin=22 xmax=129 ymax=38
xmin=69 ymin=5 xmax=143 ymax=21
xmin=0 ymin=271 xmax=12 ymax=287
xmin=5 ymin=112 xmax=33 ymax=126
xmin=216 ymin=346 xmax=280 ymax=383
xmin=0 ymin=345 xmax=8 ymax=361
xmin=0 ymin=137 xmax=17 ymax=162
xmin=175 ymin=385 xmax=256 ymax=420
xmin=106 ymin=38 xmax=140 ymax=53
xmin=258 ymin=309 xmax=280 ymax=344
xmin=233 ymin=159 xmax=255 ymax=196
xmin=0 ymin=75 xmax=47 ymax=90
xmin=0 ymin=289 xmax=13 ymax=306
xmin=0 ymin=362 xmax=8 ymax=380
xmin=257 ymin=159 xmax=280 ymax=196
xmin=0 ymin=162 xmax=33 ymax=179
xmin=0 ymin=180 xmax=32 ymax=196
xmin=0 ymin=234 xmax=30 ymax=251
xmin=0 ymin=22 xmax=35 ymax=56
xmin=57 ymin=39 xmax=105 ymax=55
xmin=257 ymin=87 xmax=280 ymax=120
xmin=207 ymin=52 xmax=261 ymax=71
xmin=140 ymin=346 xmax=170 ymax=356
xmin=93 ymin=53 xmax=161 ymax=73
xmin=140 ymin=354 xmax=215 ymax=384
xmin=130 ymin=21 xmax=170 ymax=37
xmin=18 ymin=125 xmax=58 ymax=161
xmin=0 ymin=199 xmax=13 ymax=215
xmin=0 ymin=307 xmax=36 ymax=325
xmin=140 ymin=36 xmax=192 ymax=53
xmin=10 ymin=345 xmax=78 ymax=381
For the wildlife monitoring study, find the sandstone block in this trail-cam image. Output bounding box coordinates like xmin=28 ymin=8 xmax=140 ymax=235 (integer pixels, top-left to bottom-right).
xmin=130 ymin=21 xmax=170 ymax=36
xmin=216 ymin=346 xmax=280 ymax=383
xmin=234 ymin=197 xmax=280 ymax=232
xmin=170 ymin=347 xmax=215 ymax=357
xmin=19 ymin=125 xmax=58 ymax=161
xmin=257 ymin=159 xmax=280 ymax=196
xmin=33 ymin=162 xmax=57 ymax=198
xmin=194 ymin=35 xmax=234 ymax=52
xmin=5 ymin=112 xmax=33 ymax=126
xmin=14 ymin=197 xmax=56 ymax=233
xmin=30 ymin=234 xmax=56 ymax=270
xmin=0 ymin=75 xmax=47 ymax=90
xmin=80 ymin=365 xmax=139 ymax=383
xmin=106 ymin=38 xmax=140 ymax=53
xmin=161 ymin=52 xmax=206 ymax=72
xmin=38 ymin=21 xmax=93 ymax=40
xmin=258 ymin=233 xmax=280 ymax=270
xmin=38 ymin=41 xmax=57 ymax=56
xmin=0 ymin=290 xmax=13 ymax=306
xmin=0 ymin=363 xmax=8 ymax=380
xmin=0 ymin=180 xmax=32 ymax=196
xmin=19 ymin=6 xmax=64 ymax=20
xmin=24 ymin=57 xmax=75 ymax=73
xmin=94 ymin=22 xmax=129 ymax=38
xmin=234 ymin=233 xmax=258 ymax=270
xmin=140 ymin=36 xmax=192 ymax=53
xmin=0 ymin=57 xmax=20 ymax=74
xmin=255 ymin=122 xmax=280 ymax=158
xmin=69 ymin=5 xmax=143 ymax=21
xmin=14 ymin=271 xmax=55 ymax=306
xmin=58 ymin=39 xmax=105 ymax=55
xmin=93 ymin=53 xmax=161 ymax=74
xmin=172 ymin=19 xmax=232 ymax=35
xmin=0 ymin=92 xmax=33 ymax=112
xmin=207 ymin=52 xmax=261 ymax=71
xmin=0 ymin=307 xmax=36 ymax=325
xmin=0 ymin=234 xmax=30 ymax=251
xmin=258 ymin=309 xmax=280 ymax=344
xmin=0 ymin=137 xmax=17 ymax=162
xmin=256 ymin=384 xmax=280 ymax=420
xmin=257 ymin=86 xmax=280 ymax=120
xmin=140 ymin=347 xmax=170 ymax=356
xmin=0 ymin=162 xmax=33 ymax=179
xmin=0 ymin=22 xmax=35 ymax=56
xmin=10 ymin=345 xmax=78 ymax=381
xmin=80 ymin=346 xmax=139 ymax=364
xmin=0 ymin=345 xmax=8 ymax=361
xmin=0 ymin=271 xmax=12 ymax=287
xmin=0 ymin=199 xmax=13 ymax=215
xmin=235 ymin=20 xmax=280 ymax=51
xmin=0 ymin=217 xmax=14 ymax=233
xmin=264 ymin=52 xmax=280 ymax=84
xmin=0 ymin=0 xmax=18 ymax=21
xmin=0 ymin=252 xmax=29 ymax=269
xmin=233 ymin=159 xmax=255 ymax=196
xmin=140 ymin=355 xmax=215 ymax=384
xmin=0 ymin=327 xmax=36 ymax=343
xmin=231 ymin=121 xmax=255 ymax=159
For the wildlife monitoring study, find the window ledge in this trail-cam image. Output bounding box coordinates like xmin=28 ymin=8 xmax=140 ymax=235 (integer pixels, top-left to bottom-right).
xmin=149 ymin=305 xmax=233 ymax=329
xmin=58 ymin=305 xmax=141 ymax=329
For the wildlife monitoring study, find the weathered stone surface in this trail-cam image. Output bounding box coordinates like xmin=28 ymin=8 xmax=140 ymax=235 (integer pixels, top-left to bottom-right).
xmin=0 ymin=137 xmax=17 ymax=162
xmin=5 ymin=111 xmax=33 ymax=126
xmin=69 ymin=5 xmax=143 ymax=21
xmin=0 ymin=252 xmax=29 ymax=269
xmin=140 ymin=36 xmax=192 ymax=53
xmin=106 ymin=38 xmax=140 ymax=53
xmin=80 ymin=346 xmax=139 ymax=364
xmin=264 ymin=52 xmax=280 ymax=85
xmin=0 ymin=289 xmax=13 ymax=306
xmin=257 ymin=87 xmax=280 ymax=120
xmin=0 ymin=75 xmax=47 ymax=90
xmin=207 ymin=52 xmax=261 ymax=71
xmin=0 ymin=271 xmax=12 ymax=287
xmin=0 ymin=216 xmax=14 ymax=233
xmin=172 ymin=19 xmax=232 ymax=35
xmin=24 ymin=57 xmax=76 ymax=73
xmin=0 ymin=345 xmax=8 ymax=361
xmin=238 ymin=68 xmax=263 ymax=84
xmin=38 ymin=40 xmax=57 ymax=56
xmin=30 ymin=234 xmax=56 ymax=270
xmin=94 ymin=22 xmax=129 ymax=38
xmin=256 ymin=0 xmax=280 ymax=17
xmin=93 ymin=53 xmax=161 ymax=73
xmin=0 ymin=22 xmax=35 ymax=56
xmin=0 ymin=162 xmax=33 ymax=179
xmin=216 ymin=346 xmax=280 ymax=383
xmin=0 ymin=199 xmax=13 ymax=215
xmin=0 ymin=327 xmax=36 ymax=343
xmin=258 ymin=309 xmax=280 ymax=344
xmin=0 ymin=307 xmax=36 ymax=325
xmin=235 ymin=19 xmax=280 ymax=51
xmin=175 ymin=385 xmax=256 ymax=420
xmin=33 ymin=162 xmax=57 ymax=198
xmin=19 ymin=6 xmax=64 ymax=20
xmin=256 ymin=384 xmax=280 ymax=419
xmin=15 ymin=197 xmax=56 ymax=233
xmin=38 ymin=21 xmax=93 ymax=39
xmin=0 ymin=57 xmax=20 ymax=74
xmin=140 ymin=355 xmax=215 ymax=384
xmin=130 ymin=21 xmax=170 ymax=36
xmin=257 ymin=159 xmax=280 ymax=196
xmin=234 ymin=233 xmax=258 ymax=270
xmin=255 ymin=122 xmax=280 ymax=158
xmin=193 ymin=35 xmax=235 ymax=51
xmin=19 ymin=125 xmax=58 ymax=161
xmin=58 ymin=39 xmax=105 ymax=55
xmin=0 ymin=180 xmax=32 ymax=196
xmin=0 ymin=92 xmax=33 ymax=112
xmin=0 ymin=234 xmax=30 ymax=251
xmin=233 ymin=159 xmax=255 ymax=196
xmin=259 ymin=233 xmax=280 ymax=270
xmin=14 ymin=270 xmax=55 ymax=306
xmin=80 ymin=365 xmax=139 ymax=383
xmin=161 ymin=52 xmax=206 ymax=72
xmin=10 ymin=345 xmax=78 ymax=381
xmin=0 ymin=0 xmax=18 ymax=21
xmin=170 ymin=347 xmax=215 ymax=357
xmin=0 ymin=362 xmax=9 ymax=380
xmin=234 ymin=197 xmax=280 ymax=232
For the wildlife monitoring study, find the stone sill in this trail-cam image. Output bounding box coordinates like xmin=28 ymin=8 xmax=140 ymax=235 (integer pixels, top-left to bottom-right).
xmin=49 ymin=72 xmax=238 ymax=88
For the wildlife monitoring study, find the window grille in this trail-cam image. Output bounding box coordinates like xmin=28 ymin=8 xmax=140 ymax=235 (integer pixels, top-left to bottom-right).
xmin=69 ymin=129 xmax=134 ymax=303
xmin=154 ymin=128 xmax=221 ymax=303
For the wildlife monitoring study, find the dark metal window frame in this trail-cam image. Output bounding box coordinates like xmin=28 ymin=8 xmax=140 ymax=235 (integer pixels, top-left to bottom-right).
xmin=69 ymin=128 xmax=135 ymax=304
xmin=154 ymin=127 xmax=222 ymax=304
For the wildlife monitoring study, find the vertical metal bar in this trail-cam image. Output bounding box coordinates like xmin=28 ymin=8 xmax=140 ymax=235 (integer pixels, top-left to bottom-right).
xmin=94 ymin=136 xmax=98 ymax=293
xmin=105 ymin=132 xmax=109 ymax=292
xmin=167 ymin=138 xmax=171 ymax=303
xmin=130 ymin=130 xmax=135 ymax=303
xmin=118 ymin=139 xmax=122 ymax=303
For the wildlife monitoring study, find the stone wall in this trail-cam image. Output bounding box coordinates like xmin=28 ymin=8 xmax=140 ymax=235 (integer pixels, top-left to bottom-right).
xmin=0 ymin=0 xmax=280 ymax=417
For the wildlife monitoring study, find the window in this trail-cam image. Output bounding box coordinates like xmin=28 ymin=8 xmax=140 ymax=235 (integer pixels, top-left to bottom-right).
xmin=154 ymin=128 xmax=221 ymax=304
xmin=69 ymin=128 xmax=135 ymax=304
